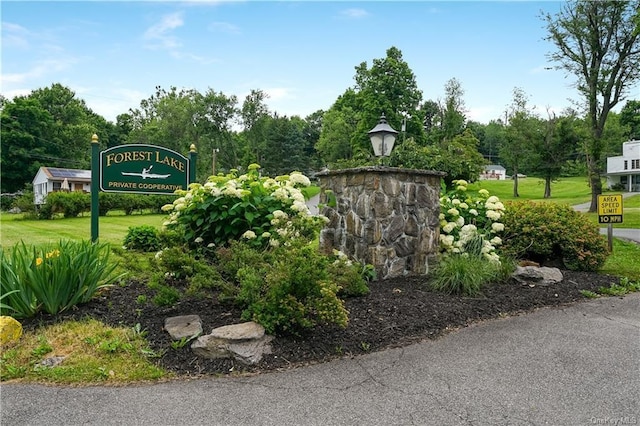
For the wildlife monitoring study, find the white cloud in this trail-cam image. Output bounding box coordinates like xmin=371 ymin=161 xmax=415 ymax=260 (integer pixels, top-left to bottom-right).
xmin=1 ymin=58 xmax=76 ymax=86
xmin=209 ymin=21 xmax=241 ymax=35
xmin=1 ymin=22 xmax=31 ymax=49
xmin=264 ymin=87 xmax=295 ymax=101
xmin=339 ymin=8 xmax=369 ymax=19
xmin=143 ymin=12 xmax=184 ymax=50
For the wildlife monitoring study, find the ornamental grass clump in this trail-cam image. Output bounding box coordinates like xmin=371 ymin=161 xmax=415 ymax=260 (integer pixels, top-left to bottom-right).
xmin=162 ymin=164 xmax=325 ymax=249
xmin=438 ymin=179 xmax=505 ymax=264
xmin=0 ymin=240 xmax=120 ymax=318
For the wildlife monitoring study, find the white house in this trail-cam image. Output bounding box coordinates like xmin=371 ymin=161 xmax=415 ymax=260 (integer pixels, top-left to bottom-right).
xmin=606 ymin=140 xmax=640 ymax=192
xmin=479 ymin=164 xmax=506 ymax=180
xmin=32 ymin=167 xmax=91 ymax=205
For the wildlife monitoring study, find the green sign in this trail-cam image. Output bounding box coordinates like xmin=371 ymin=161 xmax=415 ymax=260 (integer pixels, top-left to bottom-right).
xmin=100 ymin=144 xmax=189 ymax=194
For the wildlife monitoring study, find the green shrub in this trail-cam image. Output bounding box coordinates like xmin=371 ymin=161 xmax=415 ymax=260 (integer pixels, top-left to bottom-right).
xmin=214 ymin=239 xmax=357 ymax=335
xmin=13 ymin=190 xmax=36 ymax=215
xmin=98 ymin=193 xmax=119 ymax=216
xmin=0 ymin=240 xmax=120 ymax=317
xmin=153 ymin=246 xmax=227 ymax=298
xmin=44 ymin=191 xmax=90 ymax=218
xmin=500 ymin=201 xmax=609 ymax=271
xmin=123 ymin=225 xmax=160 ymax=252
xmin=162 ymin=164 xmax=324 ymax=248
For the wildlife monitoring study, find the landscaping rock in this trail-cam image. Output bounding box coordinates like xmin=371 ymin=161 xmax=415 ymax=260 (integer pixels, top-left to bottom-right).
xmin=164 ymin=315 xmax=202 ymax=340
xmin=39 ymin=356 xmax=66 ymax=368
xmin=0 ymin=316 xmax=23 ymax=345
xmin=512 ymin=266 xmax=563 ymax=287
xmin=191 ymin=321 xmax=273 ymax=365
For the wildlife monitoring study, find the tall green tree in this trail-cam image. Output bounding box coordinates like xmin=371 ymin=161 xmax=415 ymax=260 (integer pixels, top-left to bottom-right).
xmin=128 ymin=86 xmax=238 ymax=181
xmin=1 ymin=84 xmax=100 ymax=192
xmin=500 ymin=88 xmax=538 ymax=197
xmin=352 ymin=46 xmax=424 ymax=153
xmin=542 ymin=0 xmax=640 ymax=211
xmin=535 ymin=112 xmax=581 ymax=198
xmin=240 ymin=89 xmax=271 ymax=166
xmin=619 ymin=99 xmax=640 ymax=140
xmin=441 ymin=78 xmax=467 ymax=141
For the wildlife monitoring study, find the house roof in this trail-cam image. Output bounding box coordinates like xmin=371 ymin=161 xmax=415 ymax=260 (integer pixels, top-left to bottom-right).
xmin=484 ymin=165 xmax=506 ymax=171
xmin=40 ymin=167 xmax=91 ymax=181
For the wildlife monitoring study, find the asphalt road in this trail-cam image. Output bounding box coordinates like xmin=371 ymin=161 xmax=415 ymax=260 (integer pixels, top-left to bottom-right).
xmin=2 ymin=292 xmax=639 ymax=426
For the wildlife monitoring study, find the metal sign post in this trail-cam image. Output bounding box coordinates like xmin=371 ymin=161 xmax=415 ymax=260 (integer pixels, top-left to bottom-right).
xmin=597 ymin=194 xmax=624 ymax=252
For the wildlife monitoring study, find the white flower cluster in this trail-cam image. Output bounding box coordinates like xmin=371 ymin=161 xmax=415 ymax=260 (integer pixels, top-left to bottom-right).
xmin=439 ymin=179 xmax=505 ymax=264
xmin=160 ymin=166 xmax=327 ymax=248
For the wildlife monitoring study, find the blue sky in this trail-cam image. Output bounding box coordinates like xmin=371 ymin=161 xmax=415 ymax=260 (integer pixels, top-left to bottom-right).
xmin=4 ymin=1 xmax=634 ymax=125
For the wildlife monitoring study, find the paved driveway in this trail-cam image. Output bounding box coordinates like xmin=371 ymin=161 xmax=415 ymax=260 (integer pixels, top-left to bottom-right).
xmin=2 ymin=293 xmax=638 ymax=426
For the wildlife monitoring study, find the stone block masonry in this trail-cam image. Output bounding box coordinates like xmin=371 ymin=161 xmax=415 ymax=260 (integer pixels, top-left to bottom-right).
xmin=317 ymin=167 xmax=445 ymax=280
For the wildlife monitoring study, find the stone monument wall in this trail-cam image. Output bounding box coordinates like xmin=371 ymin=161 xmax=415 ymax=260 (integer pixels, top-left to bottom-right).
xmin=316 ymin=167 xmax=445 ymax=280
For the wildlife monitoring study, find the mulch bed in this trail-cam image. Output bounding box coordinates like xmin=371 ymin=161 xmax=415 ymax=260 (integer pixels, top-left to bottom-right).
xmin=21 ymin=270 xmax=619 ymax=378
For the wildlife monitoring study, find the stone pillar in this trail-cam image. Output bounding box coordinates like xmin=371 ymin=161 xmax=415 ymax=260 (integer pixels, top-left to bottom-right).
xmin=316 ymin=167 xmax=445 ymax=280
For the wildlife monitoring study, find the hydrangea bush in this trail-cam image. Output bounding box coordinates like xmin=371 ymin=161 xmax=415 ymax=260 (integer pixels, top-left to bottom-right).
xmin=162 ymin=164 xmax=326 ymax=249
xmin=438 ymin=179 xmax=505 ymax=263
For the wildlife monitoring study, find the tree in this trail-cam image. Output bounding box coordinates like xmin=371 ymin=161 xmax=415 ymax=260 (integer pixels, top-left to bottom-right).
xmin=542 ymin=0 xmax=640 ymax=211
xmin=535 ymin=112 xmax=581 ymax=198
xmin=0 ymin=84 xmax=102 ymax=192
xmin=500 ymin=88 xmax=538 ymax=197
xmin=240 ymin=89 xmax=271 ymax=166
xmin=441 ymin=78 xmax=467 ymax=141
xmin=619 ymin=99 xmax=640 ymax=140
xmin=352 ymin=46 xmax=424 ymax=153
xmin=316 ymin=107 xmax=358 ymax=165
xmin=128 ymin=86 xmax=239 ymax=181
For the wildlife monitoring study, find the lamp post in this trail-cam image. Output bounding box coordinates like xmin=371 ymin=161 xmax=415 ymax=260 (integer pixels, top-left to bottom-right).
xmin=368 ymin=113 xmax=398 ymax=159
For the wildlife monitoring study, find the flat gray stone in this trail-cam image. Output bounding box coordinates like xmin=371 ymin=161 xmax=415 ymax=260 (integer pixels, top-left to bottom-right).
xmin=210 ymin=321 xmax=265 ymax=341
xmin=164 ymin=315 xmax=202 ymax=340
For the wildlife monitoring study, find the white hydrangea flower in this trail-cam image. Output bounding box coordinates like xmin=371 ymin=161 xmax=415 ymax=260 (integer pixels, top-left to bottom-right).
xmin=479 ymin=189 xmax=490 ymax=197
xmin=439 ymin=213 xmax=445 ymax=220
xmin=194 ymin=237 xmax=203 ymax=244
xmin=442 ymin=222 xmax=456 ymax=233
xmin=269 ymin=239 xmax=280 ymax=247
xmin=486 ymin=195 xmax=500 ymax=204
xmin=273 ymin=210 xmax=289 ymax=219
xmin=490 ymin=236 xmax=502 ymax=246
xmin=447 ymin=208 xmax=460 ymax=216
xmin=289 ymin=172 xmax=311 ymax=187
xmin=459 ymin=202 xmax=469 ymax=209
xmin=491 ymin=222 xmax=505 ymax=232
xmin=242 ymin=230 xmax=257 ymax=239
xmin=261 ymin=232 xmax=271 ymax=238
xmin=456 ymin=216 xmax=465 ymax=227
xmin=161 ymin=204 xmax=174 ymax=212
xmin=486 ymin=210 xmax=501 ymax=221
xmin=452 ymin=199 xmax=461 ymax=206
xmin=469 ymin=209 xmax=478 ymax=216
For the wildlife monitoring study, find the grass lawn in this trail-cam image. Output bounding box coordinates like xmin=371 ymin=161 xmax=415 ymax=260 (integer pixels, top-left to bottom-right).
xmin=470 ymin=178 xmax=639 ymax=229
xmin=0 ymin=212 xmax=166 ymax=247
xmin=468 ymin=176 xmax=594 ymax=205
